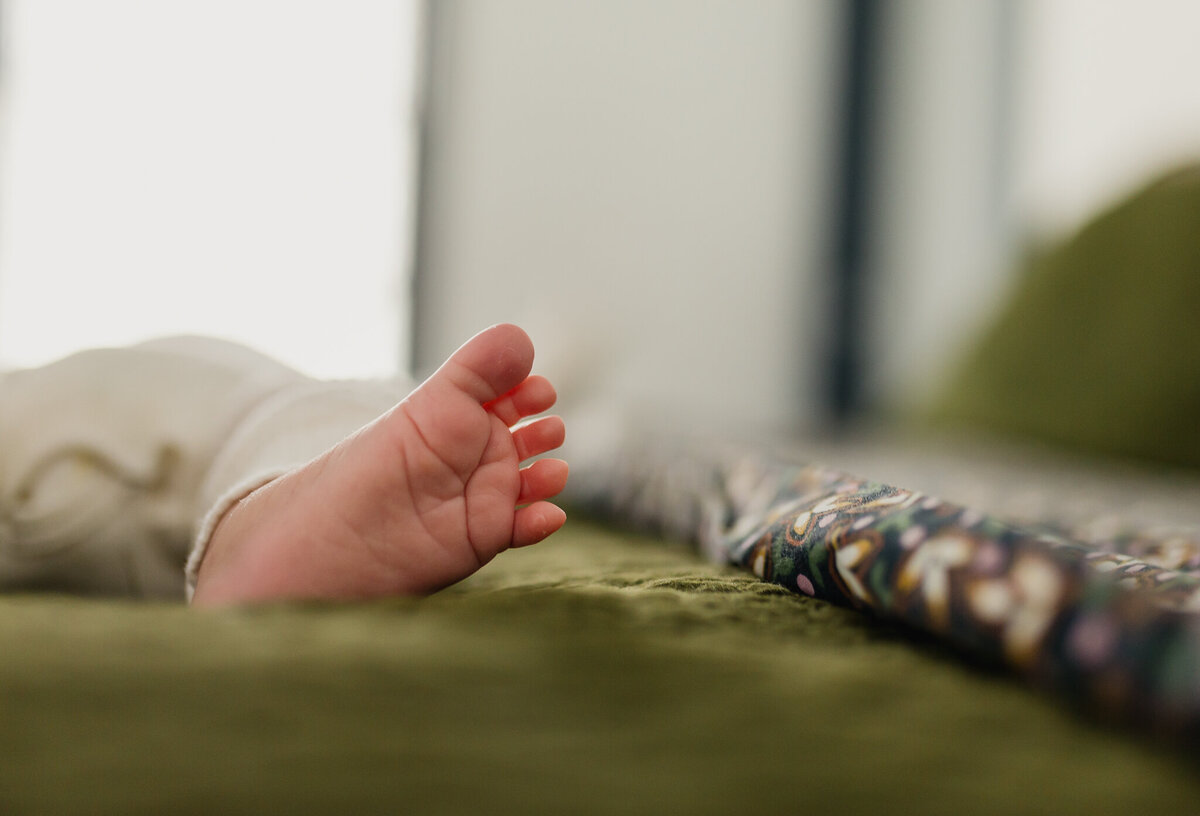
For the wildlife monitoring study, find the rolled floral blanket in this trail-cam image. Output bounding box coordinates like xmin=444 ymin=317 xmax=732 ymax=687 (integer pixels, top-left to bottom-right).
xmin=576 ymin=441 xmax=1200 ymax=740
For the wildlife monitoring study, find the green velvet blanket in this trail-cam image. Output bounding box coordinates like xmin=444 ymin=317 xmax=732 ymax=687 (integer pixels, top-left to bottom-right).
xmin=3 ymin=519 xmax=1198 ymax=814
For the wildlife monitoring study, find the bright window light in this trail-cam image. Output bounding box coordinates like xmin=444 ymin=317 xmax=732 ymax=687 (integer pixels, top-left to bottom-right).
xmin=0 ymin=0 xmax=418 ymax=378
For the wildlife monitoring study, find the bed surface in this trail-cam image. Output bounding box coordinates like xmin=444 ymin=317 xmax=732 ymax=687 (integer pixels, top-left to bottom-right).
xmin=4 ymin=510 xmax=1199 ymax=814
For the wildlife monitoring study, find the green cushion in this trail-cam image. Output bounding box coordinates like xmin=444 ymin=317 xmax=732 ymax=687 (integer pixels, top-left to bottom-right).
xmin=929 ymin=165 xmax=1200 ymax=468
xmin=2 ymin=520 xmax=1197 ymax=813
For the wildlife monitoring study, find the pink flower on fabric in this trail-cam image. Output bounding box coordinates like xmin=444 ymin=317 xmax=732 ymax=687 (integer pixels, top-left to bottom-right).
xmin=852 ymin=514 xmax=877 ymax=531
xmin=973 ymin=541 xmax=1006 ymax=573
xmin=1066 ymin=614 xmax=1118 ymax=669
xmin=899 ymin=525 xmax=926 ymax=550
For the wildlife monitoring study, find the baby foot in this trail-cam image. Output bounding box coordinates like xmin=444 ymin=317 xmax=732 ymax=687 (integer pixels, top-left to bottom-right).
xmin=191 ymin=324 xmax=568 ymax=605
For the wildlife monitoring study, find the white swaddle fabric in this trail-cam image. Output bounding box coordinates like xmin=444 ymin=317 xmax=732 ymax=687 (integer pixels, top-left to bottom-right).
xmin=0 ymin=336 xmax=410 ymax=599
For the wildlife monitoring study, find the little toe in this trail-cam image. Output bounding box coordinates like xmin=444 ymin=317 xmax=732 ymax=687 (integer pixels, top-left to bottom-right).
xmin=518 ymin=457 xmax=569 ymax=505
xmin=486 ymin=375 xmax=557 ymax=426
xmin=512 ymin=415 xmax=566 ymax=461
xmin=512 ymin=502 xmax=568 ymax=548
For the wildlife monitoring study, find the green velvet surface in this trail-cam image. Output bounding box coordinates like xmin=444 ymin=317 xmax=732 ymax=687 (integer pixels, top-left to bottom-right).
xmin=930 ymin=165 xmax=1200 ymax=468
xmin=2 ymin=520 xmax=1198 ymax=814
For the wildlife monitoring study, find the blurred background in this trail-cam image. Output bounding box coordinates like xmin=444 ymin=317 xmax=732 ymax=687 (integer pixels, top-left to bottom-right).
xmin=0 ymin=0 xmax=419 ymax=377
xmin=1 ymin=0 xmax=1199 ymax=440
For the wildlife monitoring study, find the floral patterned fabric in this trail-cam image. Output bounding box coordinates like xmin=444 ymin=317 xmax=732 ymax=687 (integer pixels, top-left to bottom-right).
xmin=577 ymin=442 xmax=1200 ymax=739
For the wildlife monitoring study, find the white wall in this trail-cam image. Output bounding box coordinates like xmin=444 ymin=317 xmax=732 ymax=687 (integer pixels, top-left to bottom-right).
xmin=415 ymin=1 xmax=840 ymax=436
xmin=0 ymin=0 xmax=418 ymax=378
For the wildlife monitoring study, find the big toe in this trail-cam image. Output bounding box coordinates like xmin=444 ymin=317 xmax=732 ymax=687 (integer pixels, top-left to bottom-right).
xmin=442 ymin=323 xmax=536 ymax=404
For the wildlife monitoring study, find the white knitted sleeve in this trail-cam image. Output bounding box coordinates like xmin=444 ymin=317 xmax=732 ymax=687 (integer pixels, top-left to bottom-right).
xmin=184 ymin=378 xmax=412 ymax=600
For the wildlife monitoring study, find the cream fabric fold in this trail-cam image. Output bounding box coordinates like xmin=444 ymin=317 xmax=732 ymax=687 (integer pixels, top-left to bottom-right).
xmin=0 ymin=337 xmax=409 ymax=600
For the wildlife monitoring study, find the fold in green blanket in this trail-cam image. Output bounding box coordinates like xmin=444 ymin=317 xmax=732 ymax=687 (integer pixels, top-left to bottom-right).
xmin=581 ymin=443 xmax=1200 ymax=741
